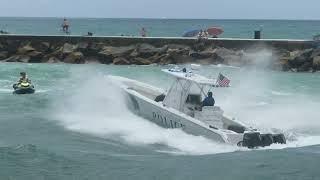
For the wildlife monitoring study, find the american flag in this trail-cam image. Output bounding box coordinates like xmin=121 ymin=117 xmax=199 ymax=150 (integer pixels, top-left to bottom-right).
xmin=216 ymin=73 xmax=230 ymax=87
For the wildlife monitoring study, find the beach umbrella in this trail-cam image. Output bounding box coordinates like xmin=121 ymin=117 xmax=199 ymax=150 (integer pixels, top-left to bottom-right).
xmin=182 ymin=29 xmax=201 ymax=37
xmin=207 ymin=27 xmax=224 ymax=36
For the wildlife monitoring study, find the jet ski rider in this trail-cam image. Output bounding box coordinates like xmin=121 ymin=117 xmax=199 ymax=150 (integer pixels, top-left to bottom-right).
xmin=202 ymin=91 xmax=215 ymax=107
xmin=18 ymin=72 xmax=31 ymax=84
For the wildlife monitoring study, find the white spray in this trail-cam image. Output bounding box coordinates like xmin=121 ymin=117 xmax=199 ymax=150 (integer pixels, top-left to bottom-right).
xmin=215 ymin=48 xmax=320 ymax=147
xmin=53 ymin=71 xmax=241 ymax=155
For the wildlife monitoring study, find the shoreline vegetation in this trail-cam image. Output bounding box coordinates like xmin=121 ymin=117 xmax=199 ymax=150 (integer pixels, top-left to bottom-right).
xmin=0 ymin=35 xmax=318 ymax=72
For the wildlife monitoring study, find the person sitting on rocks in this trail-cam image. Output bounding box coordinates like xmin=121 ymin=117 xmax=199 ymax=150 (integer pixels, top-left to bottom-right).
xmin=202 ymin=92 xmax=215 ymax=107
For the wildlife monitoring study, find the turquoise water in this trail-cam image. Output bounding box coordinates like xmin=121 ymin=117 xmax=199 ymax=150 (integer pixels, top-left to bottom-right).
xmin=0 ymin=17 xmax=320 ymax=39
xmin=0 ymin=62 xmax=320 ymax=179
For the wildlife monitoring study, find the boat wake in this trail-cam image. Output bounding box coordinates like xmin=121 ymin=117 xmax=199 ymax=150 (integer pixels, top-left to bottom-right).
xmin=270 ymin=90 xmax=293 ymax=96
xmin=0 ymin=88 xmax=49 ymax=93
xmin=0 ymin=88 xmax=12 ymax=93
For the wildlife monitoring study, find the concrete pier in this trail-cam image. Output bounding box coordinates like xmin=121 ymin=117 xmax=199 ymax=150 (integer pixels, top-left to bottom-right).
xmin=0 ymin=34 xmax=314 ymax=50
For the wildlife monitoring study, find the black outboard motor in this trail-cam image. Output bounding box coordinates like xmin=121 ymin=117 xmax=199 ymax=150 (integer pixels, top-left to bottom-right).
xmin=240 ymin=132 xmax=286 ymax=148
xmin=242 ymin=132 xmax=262 ymax=148
xmin=260 ymin=134 xmax=274 ymax=147
xmin=272 ymin=134 xmax=286 ymax=144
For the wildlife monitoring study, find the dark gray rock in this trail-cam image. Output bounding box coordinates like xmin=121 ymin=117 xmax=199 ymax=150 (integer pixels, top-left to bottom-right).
xmin=312 ymin=56 xmax=320 ymax=70
xmin=85 ymin=42 xmax=104 ymax=56
xmin=64 ymin=52 xmax=84 ymax=64
xmin=0 ymin=43 xmax=5 ymax=51
xmin=46 ymin=57 xmax=61 ymax=63
xmin=6 ymin=40 xmax=21 ymax=54
xmin=113 ymin=57 xmax=131 ymax=65
xmin=99 ymin=45 xmax=135 ymax=57
xmin=281 ymin=63 xmax=290 ymax=71
xmin=84 ymin=57 xmax=100 ymax=64
xmin=298 ymin=62 xmax=312 ymax=72
xmin=62 ymin=43 xmax=76 ymax=54
xmin=132 ymin=57 xmax=152 ymax=65
xmin=31 ymin=42 xmax=50 ymax=53
xmin=27 ymin=51 xmax=44 ymax=63
xmin=288 ymin=49 xmax=313 ymax=68
xmin=4 ymin=55 xmax=30 ymax=63
xmin=189 ymin=50 xmax=214 ymax=59
xmin=167 ymin=44 xmax=191 ymax=50
xmin=0 ymin=51 xmax=8 ymax=60
xmin=18 ymin=55 xmax=31 ymax=63
xmin=196 ymin=58 xmax=217 ymax=65
xmin=17 ymin=45 xmax=35 ymax=54
xmin=28 ymin=51 xmax=43 ymax=59
xmin=149 ymin=53 xmax=168 ymax=63
xmin=311 ymin=48 xmax=320 ymax=58
xmin=138 ymin=43 xmax=157 ymax=53
xmin=78 ymin=42 xmax=89 ymax=49
xmin=137 ymin=43 xmax=167 ymax=58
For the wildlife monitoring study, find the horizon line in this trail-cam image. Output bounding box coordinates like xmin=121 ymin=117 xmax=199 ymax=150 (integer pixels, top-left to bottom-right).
xmin=0 ymin=16 xmax=319 ymax=21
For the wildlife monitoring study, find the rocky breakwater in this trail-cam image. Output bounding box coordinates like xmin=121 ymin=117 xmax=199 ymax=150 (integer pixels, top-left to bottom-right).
xmin=0 ymin=39 xmax=318 ymax=72
xmin=278 ymin=48 xmax=320 ymax=72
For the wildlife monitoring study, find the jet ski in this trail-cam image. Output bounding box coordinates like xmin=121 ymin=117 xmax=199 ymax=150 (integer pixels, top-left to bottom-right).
xmin=13 ymin=82 xmax=35 ymax=94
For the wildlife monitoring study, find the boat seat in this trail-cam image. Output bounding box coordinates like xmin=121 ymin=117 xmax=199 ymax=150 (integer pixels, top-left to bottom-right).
xmin=154 ymin=94 xmax=165 ymax=102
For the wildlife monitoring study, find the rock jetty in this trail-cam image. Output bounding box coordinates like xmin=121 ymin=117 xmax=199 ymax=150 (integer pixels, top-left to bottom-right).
xmin=0 ymin=36 xmax=318 ymax=72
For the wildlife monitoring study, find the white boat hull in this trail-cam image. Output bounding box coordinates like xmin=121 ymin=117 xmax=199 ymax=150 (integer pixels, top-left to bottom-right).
xmin=109 ymin=76 xmax=242 ymax=144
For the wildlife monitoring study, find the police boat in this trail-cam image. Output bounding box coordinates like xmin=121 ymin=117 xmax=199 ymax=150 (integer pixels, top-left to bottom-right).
xmin=109 ymin=68 xmax=286 ymax=148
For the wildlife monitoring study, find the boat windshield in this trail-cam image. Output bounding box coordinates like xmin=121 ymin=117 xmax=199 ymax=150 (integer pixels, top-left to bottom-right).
xmin=186 ymin=94 xmax=202 ymax=105
xmin=163 ymin=77 xmax=212 ymax=112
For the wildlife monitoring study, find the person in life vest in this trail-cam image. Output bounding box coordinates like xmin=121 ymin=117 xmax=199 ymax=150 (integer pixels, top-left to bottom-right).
xmin=18 ymin=72 xmax=31 ymax=84
xmin=202 ymin=91 xmax=215 ymax=107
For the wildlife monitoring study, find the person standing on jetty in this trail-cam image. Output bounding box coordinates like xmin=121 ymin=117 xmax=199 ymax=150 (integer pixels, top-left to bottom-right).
xmin=140 ymin=27 xmax=147 ymax=37
xmin=197 ymin=30 xmax=203 ymax=39
xmin=62 ymin=18 xmax=70 ymax=34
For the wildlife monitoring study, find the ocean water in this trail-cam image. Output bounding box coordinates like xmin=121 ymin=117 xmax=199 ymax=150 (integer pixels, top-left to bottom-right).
xmin=0 ymin=17 xmax=320 ymax=39
xmin=0 ymin=60 xmax=320 ymax=179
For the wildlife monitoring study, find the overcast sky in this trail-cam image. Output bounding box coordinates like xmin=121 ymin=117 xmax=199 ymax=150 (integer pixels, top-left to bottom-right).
xmin=0 ymin=0 xmax=319 ymax=20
